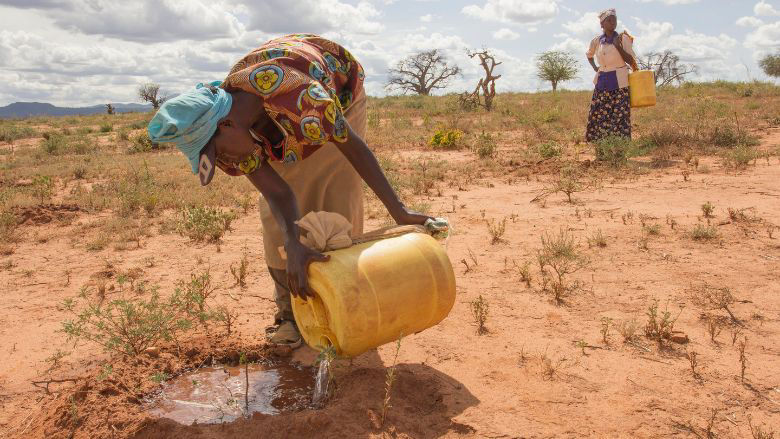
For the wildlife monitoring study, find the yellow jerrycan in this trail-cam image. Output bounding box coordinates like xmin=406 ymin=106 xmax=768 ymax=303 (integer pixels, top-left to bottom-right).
xmin=291 ymin=227 xmax=456 ymax=357
xmin=629 ymin=70 xmax=656 ymax=108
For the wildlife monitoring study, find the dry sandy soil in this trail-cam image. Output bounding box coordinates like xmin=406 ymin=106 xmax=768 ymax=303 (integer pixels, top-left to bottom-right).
xmin=1 ymin=130 xmax=779 ymax=438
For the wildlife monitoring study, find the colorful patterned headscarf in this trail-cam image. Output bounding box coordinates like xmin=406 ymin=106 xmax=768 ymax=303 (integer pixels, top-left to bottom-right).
xmin=599 ymin=8 xmax=616 ymax=22
xmin=147 ymin=81 xmax=232 ymax=174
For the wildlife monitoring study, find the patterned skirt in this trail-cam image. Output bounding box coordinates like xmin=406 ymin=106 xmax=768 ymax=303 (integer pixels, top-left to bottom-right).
xmin=585 ymin=87 xmax=631 ymax=142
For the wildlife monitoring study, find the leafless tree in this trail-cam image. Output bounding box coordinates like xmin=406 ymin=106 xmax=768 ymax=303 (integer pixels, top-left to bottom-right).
xmin=759 ymin=53 xmax=780 ymax=78
xmin=460 ymin=49 xmax=502 ymax=111
xmin=105 ymin=104 xmax=115 ymax=115
xmin=637 ymin=51 xmax=697 ymax=87
xmin=386 ymin=49 xmax=461 ymax=95
xmin=536 ymin=51 xmax=578 ymax=92
xmin=138 ymin=83 xmax=169 ymax=109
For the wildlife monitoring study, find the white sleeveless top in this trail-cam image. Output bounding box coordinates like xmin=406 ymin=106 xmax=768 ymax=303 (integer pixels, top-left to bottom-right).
xmin=586 ymin=32 xmax=636 ymax=89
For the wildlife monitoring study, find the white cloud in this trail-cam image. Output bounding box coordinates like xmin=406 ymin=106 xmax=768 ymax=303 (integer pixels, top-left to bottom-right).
xmin=562 ymin=12 xmax=601 ymax=37
xmin=550 ymin=37 xmax=587 ymax=56
xmin=636 ymin=0 xmax=700 ymax=4
xmin=736 ymin=16 xmax=765 ymax=27
xmin=754 ymin=1 xmax=780 ymax=16
xmin=493 ymin=28 xmax=520 ymax=40
xmin=462 ymin=0 xmax=559 ymax=25
xmin=745 ymin=20 xmax=780 ymax=58
xmin=248 ymin=0 xmax=385 ymax=35
xmin=0 ymin=0 xmax=770 ymax=105
xmin=39 ymin=0 xmax=245 ymax=43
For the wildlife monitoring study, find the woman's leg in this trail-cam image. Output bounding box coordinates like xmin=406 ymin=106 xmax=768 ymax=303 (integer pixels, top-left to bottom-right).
xmin=586 ymin=88 xmax=607 ymax=143
xmin=259 ymin=93 xmax=367 ymax=344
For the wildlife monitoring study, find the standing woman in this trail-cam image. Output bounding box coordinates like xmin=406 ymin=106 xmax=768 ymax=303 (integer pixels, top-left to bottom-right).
xmin=585 ymin=9 xmax=638 ymax=143
xmin=148 ymin=34 xmax=432 ymax=348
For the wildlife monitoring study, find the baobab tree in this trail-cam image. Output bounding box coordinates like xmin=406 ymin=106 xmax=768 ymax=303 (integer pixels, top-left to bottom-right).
xmin=386 ymin=49 xmax=461 ymax=95
xmin=138 ymin=83 xmax=169 ymax=109
xmin=460 ymin=49 xmax=502 ymax=111
xmin=637 ymin=51 xmax=697 ymax=87
xmin=536 ymin=51 xmax=578 ymax=92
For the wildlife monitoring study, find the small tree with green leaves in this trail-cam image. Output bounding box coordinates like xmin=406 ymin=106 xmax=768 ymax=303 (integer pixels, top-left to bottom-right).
xmin=536 ymin=51 xmax=579 ymax=92
xmin=759 ymin=53 xmax=780 ymax=78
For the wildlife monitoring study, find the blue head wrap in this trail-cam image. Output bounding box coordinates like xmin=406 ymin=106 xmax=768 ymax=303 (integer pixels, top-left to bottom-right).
xmin=147 ymin=81 xmax=232 ymax=174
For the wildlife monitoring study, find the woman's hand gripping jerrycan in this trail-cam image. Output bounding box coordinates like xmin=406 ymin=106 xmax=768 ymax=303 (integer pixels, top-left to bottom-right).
xmin=628 ymin=70 xmax=657 ymax=108
xmin=291 ymin=226 xmax=456 ymax=357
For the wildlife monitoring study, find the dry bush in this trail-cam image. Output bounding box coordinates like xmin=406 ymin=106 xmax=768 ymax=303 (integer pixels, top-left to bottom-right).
xmin=686 ymin=350 xmax=700 ymax=379
xmin=381 ymin=336 xmax=402 ymax=426
xmin=738 ymin=337 xmax=748 ymax=383
xmin=230 ymin=251 xmax=250 ymax=289
xmin=536 ymin=164 xmax=587 ymax=204
xmin=513 ymin=260 xmax=532 ymax=287
xmin=644 ymin=299 xmax=682 ymax=343
xmin=587 ymin=229 xmax=607 ymax=248
xmin=176 ymin=206 xmax=236 ymax=243
xmin=470 ymin=295 xmax=489 ymax=335
xmin=485 ymin=217 xmax=507 ymax=245
xmin=749 ymin=416 xmax=776 ymax=439
xmin=689 ymin=284 xmax=741 ymax=325
xmin=600 ymin=317 xmax=612 ymax=344
xmin=537 ymin=229 xmax=588 ymax=305
xmin=691 ymin=224 xmax=718 ymax=241
xmin=701 ymin=201 xmax=715 ymax=218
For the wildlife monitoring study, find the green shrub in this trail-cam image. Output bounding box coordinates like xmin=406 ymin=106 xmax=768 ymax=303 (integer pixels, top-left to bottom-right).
xmin=128 ymin=131 xmax=154 ymax=153
xmin=41 ymin=134 xmax=67 ymax=154
xmin=367 ymin=112 xmax=380 ymax=129
xmin=31 ymin=175 xmax=54 ymax=204
xmin=0 ymin=125 xmax=36 ymax=142
xmin=429 ymin=128 xmax=463 ymax=150
xmin=474 ymin=131 xmax=497 ymax=159
xmin=66 ymin=135 xmax=97 ymax=155
xmin=540 ymin=107 xmax=561 ymax=123
xmin=100 ymin=122 xmax=114 ymax=133
xmin=594 ymin=136 xmax=632 ymax=167
xmin=62 ymin=272 xmax=219 ymax=357
xmin=176 ymin=206 xmax=236 ymax=242
xmin=0 ymin=209 xmax=17 ymax=242
xmin=536 ymin=141 xmax=562 ymax=159
xmin=128 ymin=120 xmax=148 ymax=130
xmin=724 ymin=144 xmax=758 ymax=169
xmin=40 ymin=134 xmax=95 ymax=155
xmin=709 ymin=126 xmax=758 ymax=148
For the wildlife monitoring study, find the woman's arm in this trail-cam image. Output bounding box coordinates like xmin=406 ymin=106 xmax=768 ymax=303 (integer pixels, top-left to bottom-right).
xmin=244 ymin=160 xmax=328 ymax=300
xmin=613 ymin=35 xmax=636 ymax=68
xmin=588 ymin=57 xmax=599 ymax=72
xmin=335 ymin=124 xmax=431 ymax=226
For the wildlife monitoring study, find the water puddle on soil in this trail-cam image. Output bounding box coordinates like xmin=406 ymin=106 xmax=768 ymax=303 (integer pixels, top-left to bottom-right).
xmin=147 ymin=360 xmax=315 ymax=425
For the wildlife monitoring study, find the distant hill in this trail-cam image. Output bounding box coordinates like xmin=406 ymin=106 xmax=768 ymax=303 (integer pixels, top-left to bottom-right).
xmin=0 ymin=102 xmax=153 ymax=119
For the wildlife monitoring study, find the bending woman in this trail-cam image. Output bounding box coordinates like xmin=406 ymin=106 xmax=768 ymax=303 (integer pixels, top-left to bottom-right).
xmin=147 ymin=34 xmax=432 ymax=348
xmin=585 ymin=9 xmax=638 ymax=144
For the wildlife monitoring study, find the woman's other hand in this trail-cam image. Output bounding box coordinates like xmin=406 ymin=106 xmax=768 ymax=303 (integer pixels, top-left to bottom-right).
xmin=285 ymin=241 xmax=330 ymax=301
xmin=395 ymin=206 xmax=433 ymax=226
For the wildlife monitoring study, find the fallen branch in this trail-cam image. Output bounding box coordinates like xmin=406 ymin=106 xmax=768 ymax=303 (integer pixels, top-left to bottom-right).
xmin=31 ymin=377 xmax=78 ymax=394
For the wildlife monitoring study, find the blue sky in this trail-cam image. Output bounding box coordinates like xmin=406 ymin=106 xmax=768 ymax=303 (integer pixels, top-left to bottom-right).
xmin=0 ymin=0 xmax=777 ymax=106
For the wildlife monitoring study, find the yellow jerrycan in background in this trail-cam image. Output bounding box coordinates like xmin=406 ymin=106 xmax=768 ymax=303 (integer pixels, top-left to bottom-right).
xmin=629 ymin=70 xmax=656 ymax=108
xmin=291 ymin=226 xmax=456 ymax=357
